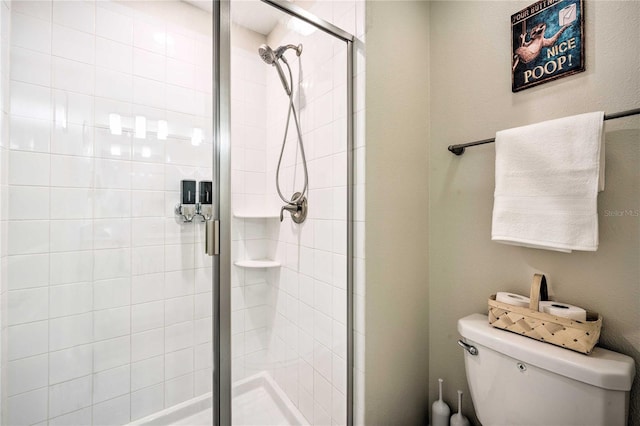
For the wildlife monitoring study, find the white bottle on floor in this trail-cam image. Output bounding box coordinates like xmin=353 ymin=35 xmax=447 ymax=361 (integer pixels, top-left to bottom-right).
xmin=432 ymin=378 xmax=450 ymax=426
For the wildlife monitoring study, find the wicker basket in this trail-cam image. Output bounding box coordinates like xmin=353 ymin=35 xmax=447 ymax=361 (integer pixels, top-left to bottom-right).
xmin=488 ymin=274 xmax=602 ymax=354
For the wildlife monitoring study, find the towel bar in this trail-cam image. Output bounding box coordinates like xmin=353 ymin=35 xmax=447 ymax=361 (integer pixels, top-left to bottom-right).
xmin=447 ymin=108 xmax=640 ymax=155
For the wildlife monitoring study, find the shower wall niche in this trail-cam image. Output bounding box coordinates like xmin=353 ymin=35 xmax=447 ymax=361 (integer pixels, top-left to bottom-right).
xmin=230 ymin=2 xmax=350 ymax=424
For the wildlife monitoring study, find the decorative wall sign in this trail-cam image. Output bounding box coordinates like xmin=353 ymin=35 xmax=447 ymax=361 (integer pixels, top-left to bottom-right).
xmin=511 ymin=0 xmax=584 ymax=92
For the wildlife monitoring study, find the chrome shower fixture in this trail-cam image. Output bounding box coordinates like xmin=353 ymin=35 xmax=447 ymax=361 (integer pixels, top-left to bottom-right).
xmin=275 ymin=43 xmax=303 ymax=59
xmin=258 ymin=43 xmax=303 ymax=63
xmin=258 ymin=44 xmax=277 ymax=64
xmin=258 ymin=44 xmax=302 ymax=96
xmin=258 ymin=42 xmax=309 ymax=224
xmin=280 ymin=192 xmax=308 ymax=224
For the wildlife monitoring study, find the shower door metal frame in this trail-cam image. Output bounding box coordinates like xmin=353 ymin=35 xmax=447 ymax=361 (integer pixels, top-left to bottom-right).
xmin=213 ymin=0 xmax=231 ymax=424
xmin=214 ymin=1 xmax=356 ymax=424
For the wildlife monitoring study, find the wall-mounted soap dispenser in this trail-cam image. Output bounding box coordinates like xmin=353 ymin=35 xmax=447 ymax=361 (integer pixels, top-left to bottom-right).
xmin=174 ymin=179 xmax=219 ymax=255
xmin=197 ymin=180 xmax=213 ymax=220
xmin=175 ymin=179 xmax=197 ymax=222
xmin=175 ymin=179 xmax=214 ymax=223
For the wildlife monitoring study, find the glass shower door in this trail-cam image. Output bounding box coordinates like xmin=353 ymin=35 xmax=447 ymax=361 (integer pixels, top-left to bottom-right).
xmin=4 ymin=1 xmax=216 ymax=424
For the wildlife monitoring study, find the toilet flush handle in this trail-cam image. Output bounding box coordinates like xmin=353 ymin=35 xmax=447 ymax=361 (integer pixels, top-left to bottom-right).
xmin=457 ymin=340 xmax=478 ymax=356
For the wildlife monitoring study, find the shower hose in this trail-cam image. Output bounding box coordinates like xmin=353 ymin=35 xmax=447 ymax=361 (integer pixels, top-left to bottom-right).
xmin=275 ymin=57 xmax=309 ymax=206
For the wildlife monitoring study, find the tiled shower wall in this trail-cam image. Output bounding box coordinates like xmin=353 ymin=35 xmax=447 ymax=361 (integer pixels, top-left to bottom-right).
xmin=230 ymin=0 xmax=365 ymax=424
xmin=263 ymin=20 xmax=350 ymax=426
xmin=229 ymin=24 xmax=272 ymax=383
xmin=0 ymin=0 xmax=11 ymax=422
xmin=5 ymin=1 xmax=213 ymax=424
xmin=268 ymin=3 xmax=366 ymax=425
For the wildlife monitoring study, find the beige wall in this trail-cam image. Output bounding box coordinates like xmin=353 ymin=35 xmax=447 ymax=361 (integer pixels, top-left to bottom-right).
xmin=428 ymin=1 xmax=640 ymax=425
xmin=365 ymin=1 xmax=430 ymax=424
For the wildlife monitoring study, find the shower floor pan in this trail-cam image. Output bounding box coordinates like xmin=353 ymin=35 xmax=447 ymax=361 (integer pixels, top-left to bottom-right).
xmin=129 ymin=372 xmax=309 ymax=426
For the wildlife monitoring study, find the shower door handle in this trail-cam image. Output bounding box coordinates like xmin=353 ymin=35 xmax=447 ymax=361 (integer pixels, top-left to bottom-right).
xmin=205 ymin=219 xmax=219 ymax=256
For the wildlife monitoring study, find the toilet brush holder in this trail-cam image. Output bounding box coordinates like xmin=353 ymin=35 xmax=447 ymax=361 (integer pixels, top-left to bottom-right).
xmin=488 ymin=274 xmax=602 ymax=354
xmin=432 ymin=378 xmax=450 ymax=426
xmin=450 ymin=390 xmax=470 ymax=426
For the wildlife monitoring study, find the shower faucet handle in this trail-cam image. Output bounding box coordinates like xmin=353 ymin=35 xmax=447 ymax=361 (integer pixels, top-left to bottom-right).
xmin=280 ymin=203 xmax=299 ymax=222
xmin=280 ymin=193 xmax=308 ymax=224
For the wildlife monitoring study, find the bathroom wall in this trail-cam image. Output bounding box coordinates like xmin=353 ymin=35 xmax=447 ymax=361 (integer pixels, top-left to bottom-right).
xmin=364 ymin=1 xmax=430 ymax=424
xmin=0 ymin=0 xmax=10 ymax=422
xmin=429 ymin=1 xmax=640 ymax=424
xmin=5 ymin=1 xmax=213 ymax=424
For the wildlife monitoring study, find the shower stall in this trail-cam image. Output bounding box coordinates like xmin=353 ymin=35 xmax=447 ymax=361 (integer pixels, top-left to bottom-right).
xmin=0 ymin=0 xmax=355 ymax=424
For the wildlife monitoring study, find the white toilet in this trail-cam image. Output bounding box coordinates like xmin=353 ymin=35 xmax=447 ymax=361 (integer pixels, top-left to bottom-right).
xmin=457 ymin=314 xmax=635 ymax=426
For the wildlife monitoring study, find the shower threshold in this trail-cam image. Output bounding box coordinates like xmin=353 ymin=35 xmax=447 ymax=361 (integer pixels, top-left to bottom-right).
xmin=128 ymin=372 xmax=309 ymax=426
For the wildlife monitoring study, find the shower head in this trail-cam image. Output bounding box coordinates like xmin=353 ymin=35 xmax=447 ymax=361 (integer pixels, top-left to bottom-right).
xmin=258 ymin=44 xmax=277 ymax=65
xmin=258 ymin=43 xmax=300 ymax=96
xmin=259 ymin=43 xmax=303 ymax=64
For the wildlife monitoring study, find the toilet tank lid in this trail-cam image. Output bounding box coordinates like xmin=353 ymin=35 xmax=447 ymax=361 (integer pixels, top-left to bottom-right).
xmin=458 ymin=314 xmax=635 ymax=391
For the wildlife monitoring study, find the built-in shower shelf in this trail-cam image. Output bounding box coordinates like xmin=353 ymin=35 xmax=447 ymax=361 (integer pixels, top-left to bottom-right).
xmin=234 ymin=259 xmax=281 ymax=268
xmin=233 ymin=212 xmax=279 ymax=219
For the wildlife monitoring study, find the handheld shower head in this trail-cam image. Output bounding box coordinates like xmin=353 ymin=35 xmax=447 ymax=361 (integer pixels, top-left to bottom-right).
xmin=258 ymin=44 xmax=276 ymax=65
xmin=258 ymin=43 xmax=303 ymax=96
xmin=259 ymin=44 xmax=291 ymax=95
xmin=259 ymin=44 xmax=303 ymax=64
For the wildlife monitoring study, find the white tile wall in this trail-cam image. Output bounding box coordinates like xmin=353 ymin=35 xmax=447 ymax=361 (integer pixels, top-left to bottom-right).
xmin=351 ymin=3 xmax=366 ymax=422
xmin=229 ymin=22 xmax=271 ymax=392
xmin=5 ymin=1 xmax=213 ymax=424
xmin=230 ymin=0 xmax=365 ymax=421
xmin=265 ymin=30 xmax=349 ymax=426
xmin=2 ymin=1 xmax=365 ymax=424
xmin=0 ymin=2 xmax=10 ymax=412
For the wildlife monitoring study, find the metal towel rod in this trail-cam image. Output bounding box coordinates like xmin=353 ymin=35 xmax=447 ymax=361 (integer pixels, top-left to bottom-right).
xmin=447 ymin=107 xmax=640 ymax=156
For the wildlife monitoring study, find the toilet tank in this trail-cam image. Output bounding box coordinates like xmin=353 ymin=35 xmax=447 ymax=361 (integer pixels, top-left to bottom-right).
xmin=458 ymin=314 xmax=635 ymax=426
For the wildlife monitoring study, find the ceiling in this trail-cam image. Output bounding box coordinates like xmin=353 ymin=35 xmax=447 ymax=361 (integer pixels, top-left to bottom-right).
xmin=183 ymin=0 xmax=282 ymax=35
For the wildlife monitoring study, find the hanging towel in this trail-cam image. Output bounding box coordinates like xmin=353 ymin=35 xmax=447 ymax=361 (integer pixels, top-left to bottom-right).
xmin=492 ymin=111 xmax=605 ymax=252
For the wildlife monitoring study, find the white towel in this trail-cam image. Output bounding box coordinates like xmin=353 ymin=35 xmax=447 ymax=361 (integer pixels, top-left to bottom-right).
xmin=492 ymin=111 xmax=605 ymax=252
